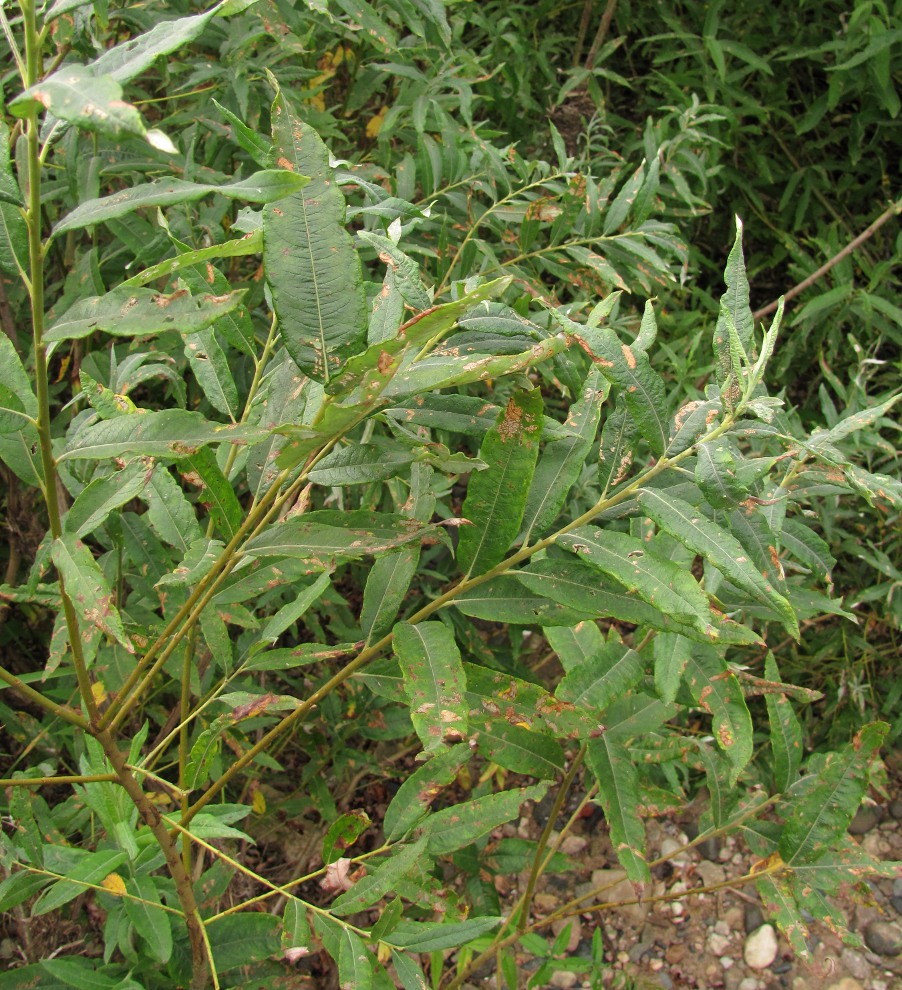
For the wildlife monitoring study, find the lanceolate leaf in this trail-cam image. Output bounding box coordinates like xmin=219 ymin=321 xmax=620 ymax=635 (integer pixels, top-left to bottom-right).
xmin=598 ymin=401 xmax=638 ymax=494
xmin=60 ymin=411 xmax=266 ymax=462
xmin=51 ymin=533 xmax=133 ymax=652
xmin=469 ymin=717 xmax=564 ymax=779
xmin=521 ymin=368 xmax=608 ymax=542
xmin=695 ymin=443 xmax=747 ymax=509
xmin=264 ymin=89 xmax=366 ymax=383
xmin=53 ymin=172 xmax=308 ymax=237
xmin=652 ymin=632 xmax=692 ymax=706
xmin=415 ymin=783 xmax=548 ymax=855
xmin=638 ymin=490 xmax=799 ymax=638
xmin=764 ymin=653 xmax=803 ymax=792
xmin=360 ymin=547 xmax=420 ymax=645
xmin=394 ymin=622 xmax=468 ymax=754
xmin=9 ymin=65 xmax=149 ymax=141
xmin=453 ymin=573 xmax=595 ymax=626
xmin=587 ymin=736 xmax=650 ymax=884
xmin=457 ymin=389 xmax=543 ymax=576
xmin=331 ymin=839 xmax=426 ymax=915
xmin=124 ymin=877 xmax=172 ymax=963
xmin=544 ymin=621 xmax=606 ymax=671
xmin=337 ymin=928 xmax=373 ymax=990
xmin=64 ymin=462 xmax=152 ymax=538
xmin=558 ymin=527 xmax=713 ymax=636
xmin=382 ymin=744 xmax=471 ymax=841
xmin=568 ymin=320 xmax=669 ymax=455
xmin=557 ymin=639 xmax=644 ymax=714
xmin=184 ymin=327 xmax=239 ymax=419
xmin=779 ymin=722 xmax=888 ymax=866
xmin=44 ymin=288 xmax=247 ymax=343
xmin=684 ymin=644 xmax=752 ymax=783
xmin=243 ymin=513 xmax=439 ymax=562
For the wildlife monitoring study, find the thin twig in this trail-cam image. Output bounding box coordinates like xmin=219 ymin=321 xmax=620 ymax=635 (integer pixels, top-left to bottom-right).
xmin=585 ymin=0 xmax=618 ymax=71
xmin=753 ymin=198 xmax=902 ymax=320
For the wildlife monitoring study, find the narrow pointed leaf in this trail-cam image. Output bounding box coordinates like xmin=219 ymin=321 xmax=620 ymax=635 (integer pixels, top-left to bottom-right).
xmin=638 ymin=490 xmax=799 ymax=638
xmin=9 ymin=65 xmax=148 ymax=140
xmin=332 ymin=839 xmax=426 ymax=915
xmin=338 ymin=929 xmax=373 ymax=990
xmin=454 ymin=573 xmax=594 ymax=626
xmin=764 ymin=653 xmax=803 ymax=792
xmin=557 ymin=640 xmax=644 ymax=714
xmin=51 ymin=534 xmax=133 ymax=652
xmin=53 ymin=172 xmax=307 ymax=237
xmin=382 ymin=744 xmax=471 ymax=841
xmin=683 ymin=644 xmax=752 ymax=783
xmin=64 ymin=461 xmax=152 ymax=538
xmin=385 ymin=917 xmax=502 ymax=952
xmin=544 ymin=621 xmax=606 ymax=671
xmin=415 ymin=783 xmax=548 ymax=854
xmin=470 ymin=717 xmax=564 ymax=779
xmin=44 ymin=288 xmax=246 ymax=343
xmin=361 ymin=547 xmax=419 ymax=644
xmin=184 ymin=327 xmax=238 ymax=419
xmin=181 ymin=447 xmax=243 ymax=542
xmin=521 ymin=369 xmax=608 ymax=541
xmin=570 ymin=322 xmax=668 ymax=455
xmin=457 ymin=389 xmax=543 ymax=576
xmin=124 ymin=877 xmax=172 ymax=963
xmin=60 ymin=410 xmax=267 ymax=462
xmin=558 ymin=527 xmax=713 ymax=636
xmin=652 ymin=632 xmax=692 ymax=705
xmin=394 ymin=622 xmax=468 ymax=754
xmin=695 ymin=443 xmax=747 ymax=509
xmin=598 ymin=402 xmax=638 ymax=493
xmin=587 ymin=736 xmax=649 ymax=884
xmin=264 ymin=90 xmax=366 ymax=382
xmin=779 ymin=721 xmax=887 ymax=866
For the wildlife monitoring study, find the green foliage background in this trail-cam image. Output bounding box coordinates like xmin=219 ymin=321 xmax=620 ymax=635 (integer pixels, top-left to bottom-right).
xmin=0 ymin=1 xmax=899 ymax=988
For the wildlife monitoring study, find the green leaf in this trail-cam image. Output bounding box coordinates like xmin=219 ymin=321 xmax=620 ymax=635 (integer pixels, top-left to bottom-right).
xmin=809 ymin=393 xmax=901 ymax=450
xmin=695 ymin=741 xmax=736 ymax=829
xmin=754 ymin=873 xmax=811 ymax=958
xmin=323 ymin=810 xmax=371 ymax=865
xmin=391 ymin=951 xmax=429 ymax=990
xmin=181 ymin=447 xmax=243 ymax=542
xmin=361 ymin=547 xmax=419 ymax=645
xmin=185 ymin=716 xmax=229 ymax=790
xmin=598 ymin=401 xmax=638 ymax=494
xmin=558 ymin=527 xmax=713 ymax=636
xmin=587 ymin=736 xmax=649 ymax=884
xmin=124 ymin=876 xmax=172 ymax=963
xmin=214 ymin=99 xmax=271 ymax=167
xmin=695 ymin=443 xmax=747 ymax=509
xmin=566 ymin=319 xmax=669 ymax=455
xmin=718 ymin=216 xmax=754 ymax=353
xmin=282 ymin=898 xmax=311 ymax=951
xmin=469 ymin=717 xmax=564 ymax=779
xmin=257 ymin=571 xmax=332 ymax=645
xmin=141 ymin=464 xmax=201 ymax=553
xmin=53 ymin=172 xmax=308 ymax=237
xmin=386 ymin=917 xmax=502 ymax=952
xmin=652 ymin=632 xmax=692 ymax=706
xmin=64 ymin=461 xmax=152 ymax=538
xmin=243 ymin=512 xmax=438 ymax=562
xmin=394 ymin=622 xmax=468 ymax=754
xmin=544 ymin=622 xmax=606 ymax=671
xmin=457 ymin=389 xmax=544 ymax=576
xmin=264 ymin=88 xmax=366 ymax=383
xmin=683 ymin=645 xmax=753 ymax=784
xmin=454 ymin=573 xmax=595 ymax=626
xmin=183 ymin=327 xmax=239 ymax=419
xmin=9 ymin=65 xmax=149 ymax=142
xmin=0 ymin=123 xmax=27 ymax=278
xmin=415 ymin=783 xmax=548 ymax=854
xmin=32 ymin=850 xmax=128 ymax=915
xmin=331 ymin=839 xmax=426 ymax=915
xmin=51 ymin=533 xmax=133 ymax=652
xmin=557 ymin=639 xmax=644 ymax=714
xmin=382 ymin=743 xmax=471 ymax=841
xmin=521 ymin=368 xmax=608 ymax=542
xmin=764 ymin=653 xmax=803 ymax=793
xmin=44 ymin=288 xmax=246 ymax=343
xmin=338 ymin=928 xmax=373 ymax=990
xmin=308 ymin=444 xmax=416 ymax=486
xmin=0 ymin=334 xmax=40 ymax=484
xmin=205 ymin=914 xmax=281 ymax=974
xmin=60 ymin=410 xmax=266 ymax=462
xmin=778 ymin=722 xmax=888 ymax=866
xmin=638 ymin=490 xmax=799 ymax=638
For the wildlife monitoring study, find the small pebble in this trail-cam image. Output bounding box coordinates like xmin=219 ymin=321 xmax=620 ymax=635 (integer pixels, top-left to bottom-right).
xmin=892 ymin=896 xmax=902 ymax=915
xmin=707 ymin=932 xmax=731 ymax=956
xmin=656 ymin=974 xmax=674 ymax=990
xmin=738 ymin=979 xmax=759 ymax=990
xmin=721 ymin=956 xmax=734 ymax=969
xmin=864 ymin=919 xmax=902 ymax=956
xmin=744 ymin=924 xmax=779 ymax=970
xmin=560 ymin=835 xmax=587 ymax=855
xmin=549 ymin=972 xmax=578 ymax=989
xmin=825 ymin=981 xmax=864 ymax=990
xmin=771 ymin=959 xmax=792 ymax=974
xmin=714 ymin=920 xmax=731 ymax=937
xmin=744 ymin=903 xmax=765 ymax=933
xmin=848 ymin=804 xmax=884 ymax=835
xmin=890 ymin=799 xmax=902 ymax=819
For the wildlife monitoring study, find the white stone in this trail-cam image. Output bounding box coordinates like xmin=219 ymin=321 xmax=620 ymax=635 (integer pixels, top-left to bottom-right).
xmin=744 ymin=924 xmax=779 ymax=970
xmin=714 ymin=919 xmax=731 ymax=937
xmin=720 ymin=957 xmax=734 ymax=969
xmin=561 ymin=835 xmax=587 ymax=855
xmin=739 ymin=980 xmax=759 ymax=990
xmin=549 ymin=972 xmax=579 ymax=989
xmin=707 ymin=932 xmax=731 ymax=956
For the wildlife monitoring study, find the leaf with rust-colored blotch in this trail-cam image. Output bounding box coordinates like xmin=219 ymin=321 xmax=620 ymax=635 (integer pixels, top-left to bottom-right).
xmin=51 ymin=533 xmax=133 ymax=652
xmin=457 ymin=389 xmax=543 ymax=576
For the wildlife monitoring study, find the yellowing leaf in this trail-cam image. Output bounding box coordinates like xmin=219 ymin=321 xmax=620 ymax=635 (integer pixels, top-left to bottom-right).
xmin=91 ymin=680 xmax=108 ymax=706
xmin=102 ymin=873 xmax=127 ymax=896
xmin=252 ymin=789 xmax=267 ymax=815
xmin=366 ymin=106 xmax=388 ymax=138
